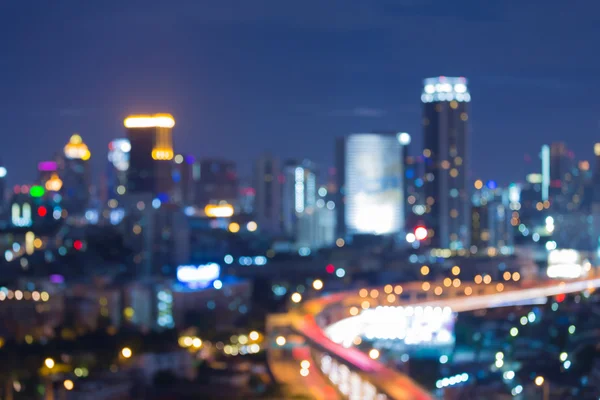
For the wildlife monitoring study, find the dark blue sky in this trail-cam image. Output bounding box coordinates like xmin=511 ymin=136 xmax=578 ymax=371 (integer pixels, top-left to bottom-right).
xmin=1 ymin=0 xmax=598 ymax=185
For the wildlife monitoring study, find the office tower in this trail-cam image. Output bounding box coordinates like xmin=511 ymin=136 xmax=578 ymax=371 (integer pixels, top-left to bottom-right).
xmin=471 ymin=189 xmax=513 ymax=252
xmin=281 ymin=159 xmax=317 ymax=239
xmin=61 ymin=134 xmax=91 ymax=215
xmin=254 ymin=154 xmax=281 ymax=234
xmin=195 ymin=159 xmax=238 ymax=208
xmin=106 ymin=138 xmax=131 ymax=202
xmin=124 ymin=114 xmax=175 ymax=197
xmin=541 ymin=145 xmax=550 ymax=202
xmin=336 ymin=133 xmax=404 ymax=237
xmin=173 ymin=154 xmax=198 ymax=206
xmin=0 ymin=163 xmax=6 ymax=213
xmin=550 ymin=142 xmax=570 ymax=186
xmin=421 ymin=76 xmax=471 ymax=249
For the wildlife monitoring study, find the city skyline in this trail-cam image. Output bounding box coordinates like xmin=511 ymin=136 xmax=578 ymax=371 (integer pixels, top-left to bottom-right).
xmin=2 ymin=1 xmax=599 ymax=185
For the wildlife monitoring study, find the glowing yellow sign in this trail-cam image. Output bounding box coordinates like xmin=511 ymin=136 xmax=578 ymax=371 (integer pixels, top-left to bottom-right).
xmin=124 ymin=114 xmax=175 ymax=128
xmin=205 ymin=204 xmax=234 ymax=218
xmin=64 ymin=134 xmax=91 ymax=160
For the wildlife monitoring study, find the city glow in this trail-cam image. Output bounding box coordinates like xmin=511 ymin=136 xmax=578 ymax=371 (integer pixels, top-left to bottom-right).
xmin=312 ymin=279 xmax=324 ymax=290
xmin=124 ymin=114 xmax=175 ymax=128
xmin=205 ymin=204 xmax=234 ymax=218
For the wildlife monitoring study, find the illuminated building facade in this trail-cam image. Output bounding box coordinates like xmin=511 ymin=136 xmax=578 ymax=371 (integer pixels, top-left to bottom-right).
xmin=195 ymin=159 xmax=238 ymax=208
xmin=422 ymin=76 xmax=471 ymax=249
xmin=61 ymin=134 xmax=91 ymax=215
xmin=0 ymin=164 xmax=6 ymax=213
xmin=173 ymin=154 xmax=198 ymax=206
xmin=281 ymin=159 xmax=317 ymax=239
xmin=336 ymin=133 xmax=404 ymax=236
xmin=254 ymin=154 xmax=281 ymax=234
xmin=122 ymin=199 xmax=190 ymax=277
xmin=125 ymin=114 xmax=175 ymax=197
xmin=107 ymin=139 xmax=131 ymax=198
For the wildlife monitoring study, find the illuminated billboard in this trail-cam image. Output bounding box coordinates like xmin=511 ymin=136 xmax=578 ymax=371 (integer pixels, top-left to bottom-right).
xmin=177 ymin=263 xmax=220 ymax=288
xmin=345 ymin=134 xmax=403 ymax=235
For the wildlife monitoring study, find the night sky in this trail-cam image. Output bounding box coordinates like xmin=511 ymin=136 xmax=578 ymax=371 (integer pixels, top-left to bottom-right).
xmin=2 ymin=0 xmax=599 ymax=185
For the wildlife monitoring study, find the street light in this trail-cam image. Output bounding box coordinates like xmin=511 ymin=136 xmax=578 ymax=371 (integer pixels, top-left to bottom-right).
xmin=535 ymin=376 xmax=549 ymax=400
xmin=44 ymin=358 xmax=55 ymax=369
xmin=312 ymin=279 xmax=323 ymax=290
xmin=63 ymin=380 xmax=74 ymax=391
xmin=121 ymin=347 xmax=132 ymax=359
xmin=275 ymin=336 xmax=286 ymax=346
xmin=291 ymin=292 xmax=302 ymax=303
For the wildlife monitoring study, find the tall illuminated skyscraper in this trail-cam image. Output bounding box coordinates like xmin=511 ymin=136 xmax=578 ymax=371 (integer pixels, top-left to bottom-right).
xmin=0 ymin=164 xmax=6 ymax=214
xmin=281 ymin=159 xmax=317 ymax=238
xmin=124 ymin=114 xmax=174 ymax=197
xmin=61 ymin=133 xmax=91 ymax=215
xmin=421 ymin=76 xmax=471 ymax=249
xmin=336 ymin=133 xmax=404 ymax=237
xmin=254 ymin=154 xmax=281 ymax=234
xmin=107 ymin=138 xmax=131 ymax=199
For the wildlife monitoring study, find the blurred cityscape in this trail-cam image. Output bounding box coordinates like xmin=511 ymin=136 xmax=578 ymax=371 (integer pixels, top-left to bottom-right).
xmin=0 ymin=76 xmax=599 ymax=400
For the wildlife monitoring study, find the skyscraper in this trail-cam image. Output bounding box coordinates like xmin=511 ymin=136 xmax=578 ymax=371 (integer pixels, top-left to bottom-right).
xmin=124 ymin=114 xmax=175 ymax=197
xmin=173 ymin=154 xmax=198 ymax=206
xmin=107 ymin=138 xmax=131 ymax=199
xmin=254 ymin=154 xmax=281 ymax=234
xmin=61 ymin=134 xmax=91 ymax=215
xmin=281 ymin=159 xmax=317 ymax=238
xmin=195 ymin=159 xmax=238 ymax=208
xmin=421 ymin=76 xmax=471 ymax=249
xmin=0 ymin=163 xmax=6 ymax=214
xmin=336 ymin=133 xmax=404 ymax=237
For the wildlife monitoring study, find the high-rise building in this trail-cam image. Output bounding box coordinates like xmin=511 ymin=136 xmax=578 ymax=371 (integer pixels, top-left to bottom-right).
xmin=421 ymin=76 xmax=471 ymax=249
xmin=281 ymin=159 xmax=317 ymax=239
xmin=195 ymin=159 xmax=238 ymax=208
xmin=0 ymin=164 xmax=7 ymax=214
xmin=124 ymin=114 xmax=175 ymax=198
xmin=336 ymin=133 xmax=404 ymax=237
xmin=107 ymin=139 xmax=131 ymax=199
xmin=61 ymin=134 xmax=91 ymax=215
xmin=550 ymin=142 xmax=570 ymax=186
xmin=541 ymin=144 xmax=550 ymax=202
xmin=254 ymin=154 xmax=281 ymax=234
xmin=173 ymin=154 xmax=199 ymax=206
